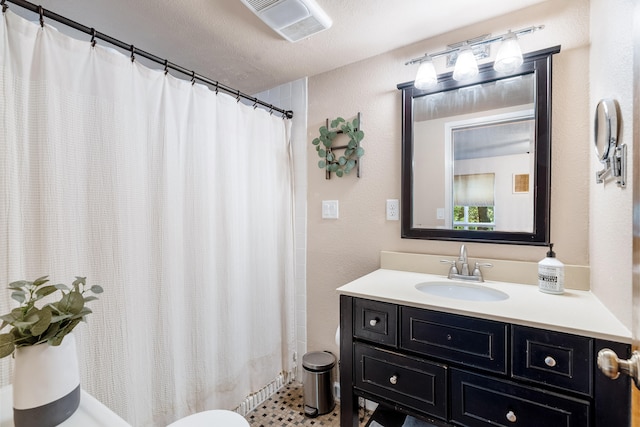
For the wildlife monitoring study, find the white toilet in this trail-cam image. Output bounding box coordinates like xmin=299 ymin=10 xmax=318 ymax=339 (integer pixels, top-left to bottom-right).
xmin=167 ymin=410 xmax=250 ymax=426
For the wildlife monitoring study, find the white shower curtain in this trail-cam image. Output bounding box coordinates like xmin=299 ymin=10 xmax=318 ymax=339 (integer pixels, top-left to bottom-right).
xmin=0 ymin=10 xmax=296 ymax=427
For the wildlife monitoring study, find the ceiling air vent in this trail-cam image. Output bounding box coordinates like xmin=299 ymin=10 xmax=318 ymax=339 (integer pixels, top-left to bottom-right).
xmin=240 ymin=0 xmax=332 ymax=42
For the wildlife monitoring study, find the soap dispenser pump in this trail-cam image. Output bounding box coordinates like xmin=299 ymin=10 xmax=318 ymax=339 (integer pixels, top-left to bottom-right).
xmin=538 ymin=243 xmax=565 ymax=294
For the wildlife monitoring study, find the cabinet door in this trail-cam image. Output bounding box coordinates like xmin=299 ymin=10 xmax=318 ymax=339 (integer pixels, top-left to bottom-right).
xmin=354 ymin=342 xmax=447 ymax=419
xmin=451 ymin=368 xmax=590 ymax=427
xmin=354 ymin=298 xmax=398 ymax=346
xmin=512 ymin=325 xmax=593 ymax=395
xmin=400 ymin=307 xmax=508 ymax=374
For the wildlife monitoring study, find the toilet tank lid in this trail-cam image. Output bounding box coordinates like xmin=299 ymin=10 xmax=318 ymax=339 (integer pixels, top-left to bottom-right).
xmin=302 ymin=351 xmax=336 ymax=371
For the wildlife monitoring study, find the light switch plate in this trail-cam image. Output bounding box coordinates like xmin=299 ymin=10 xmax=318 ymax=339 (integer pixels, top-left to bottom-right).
xmin=322 ymin=200 xmax=339 ymax=219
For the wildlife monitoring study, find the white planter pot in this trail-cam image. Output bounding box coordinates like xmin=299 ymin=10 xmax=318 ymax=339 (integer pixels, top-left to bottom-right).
xmin=13 ymin=334 xmax=81 ymax=427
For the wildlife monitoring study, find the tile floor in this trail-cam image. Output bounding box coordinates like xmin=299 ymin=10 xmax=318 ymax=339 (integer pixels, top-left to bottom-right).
xmin=245 ymin=383 xmax=372 ymax=426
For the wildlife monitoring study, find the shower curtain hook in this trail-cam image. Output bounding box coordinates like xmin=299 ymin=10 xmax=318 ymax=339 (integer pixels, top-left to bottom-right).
xmin=130 ymin=45 xmax=135 ymax=62
xmin=90 ymin=28 xmax=97 ymax=47
xmin=164 ymin=59 xmax=169 ymax=75
xmin=252 ymin=98 xmax=258 ymax=109
xmin=38 ymin=6 xmax=44 ymax=27
xmin=1 ymin=0 xmax=8 ymax=14
xmin=269 ymin=106 xmax=274 ymax=116
xmin=214 ymin=81 xmax=219 ymax=95
xmin=236 ymin=90 xmax=241 ymax=102
xmin=191 ymin=71 xmax=196 ymax=85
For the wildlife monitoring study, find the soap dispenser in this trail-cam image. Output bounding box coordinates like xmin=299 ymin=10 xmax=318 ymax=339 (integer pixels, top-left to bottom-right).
xmin=538 ymin=243 xmax=565 ymax=294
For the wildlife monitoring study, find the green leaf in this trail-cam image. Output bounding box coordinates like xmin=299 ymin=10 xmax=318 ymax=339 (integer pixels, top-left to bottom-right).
xmin=352 ymin=118 xmax=359 ymax=128
xmin=347 ymin=159 xmax=356 ymax=169
xmin=347 ymin=140 xmax=357 ymax=149
xmin=336 ymin=170 xmax=344 ymax=177
xmin=33 ymin=276 xmax=50 ymax=287
xmin=31 ymin=308 xmax=52 ymax=336
xmin=8 ymin=280 xmax=29 ymax=290
xmin=318 ymin=125 xmax=328 ymax=136
xmin=54 ymin=283 xmax=70 ymax=291
xmin=327 ymin=153 xmax=334 ymax=162
xmin=10 ymin=291 xmax=26 ymax=304
xmin=318 ymin=160 xmax=326 ymax=169
xmin=318 ymin=148 xmax=326 ymax=158
xmin=312 ymin=138 xmax=320 ymax=146
xmin=72 ymin=276 xmax=86 ymax=292
xmin=338 ymin=156 xmax=347 ymax=166
xmin=57 ymin=291 xmax=84 ymax=315
xmin=330 ymin=117 xmax=345 ymax=128
xmin=39 ymin=322 xmax=60 ymax=342
xmin=84 ymin=296 xmax=99 ymax=303
xmin=35 ymin=285 xmax=58 ymax=298
xmin=0 ymin=333 xmax=15 ymax=359
xmin=355 ymin=130 xmax=364 ymax=141
xmin=89 ymin=285 xmax=103 ymax=294
xmin=356 ymin=147 xmax=365 ymax=157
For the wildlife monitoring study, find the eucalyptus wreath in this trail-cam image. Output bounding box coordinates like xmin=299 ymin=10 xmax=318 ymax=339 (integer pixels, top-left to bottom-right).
xmin=312 ymin=117 xmax=365 ymax=177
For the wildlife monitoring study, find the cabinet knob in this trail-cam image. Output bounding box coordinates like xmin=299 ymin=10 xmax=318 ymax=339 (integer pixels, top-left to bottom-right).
xmin=506 ymin=410 xmax=517 ymax=423
xmin=544 ymin=356 xmax=557 ymax=367
xmin=389 ymin=375 xmax=398 ymax=385
xmin=369 ymin=318 xmax=379 ymax=326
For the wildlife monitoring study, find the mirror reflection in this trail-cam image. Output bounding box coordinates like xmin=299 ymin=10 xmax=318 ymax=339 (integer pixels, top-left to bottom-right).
xmin=399 ymin=46 xmax=560 ymax=244
xmin=412 ymin=74 xmax=535 ymax=232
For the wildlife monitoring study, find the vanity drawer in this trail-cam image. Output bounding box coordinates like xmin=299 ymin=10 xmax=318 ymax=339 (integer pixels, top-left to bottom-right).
xmin=354 ymin=298 xmax=398 ymax=346
xmin=451 ymin=368 xmax=590 ymax=427
xmin=512 ymin=325 xmax=593 ymax=395
xmin=354 ymin=342 xmax=447 ymax=419
xmin=400 ymin=307 xmax=508 ymax=374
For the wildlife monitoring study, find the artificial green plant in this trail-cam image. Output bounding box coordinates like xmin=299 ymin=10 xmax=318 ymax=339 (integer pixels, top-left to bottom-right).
xmin=0 ymin=276 xmax=103 ymax=358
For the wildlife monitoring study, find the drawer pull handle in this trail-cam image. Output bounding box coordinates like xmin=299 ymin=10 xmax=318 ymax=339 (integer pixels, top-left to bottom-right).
xmin=544 ymin=356 xmax=557 ymax=367
xmin=506 ymin=411 xmax=517 ymax=423
xmin=389 ymin=375 xmax=398 ymax=385
xmin=369 ymin=318 xmax=379 ymax=326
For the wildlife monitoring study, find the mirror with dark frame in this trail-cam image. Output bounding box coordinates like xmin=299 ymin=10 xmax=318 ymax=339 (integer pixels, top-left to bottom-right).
xmin=398 ymin=46 xmax=560 ymax=245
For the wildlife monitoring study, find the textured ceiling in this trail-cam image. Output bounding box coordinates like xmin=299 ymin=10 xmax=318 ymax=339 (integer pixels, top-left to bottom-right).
xmin=13 ymin=0 xmax=548 ymax=94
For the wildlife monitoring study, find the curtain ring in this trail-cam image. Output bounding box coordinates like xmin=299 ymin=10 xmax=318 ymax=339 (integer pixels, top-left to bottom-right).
xmin=164 ymin=60 xmax=169 ymax=75
xmin=236 ymin=90 xmax=241 ymax=102
xmin=38 ymin=6 xmax=44 ymax=28
xmin=1 ymin=0 xmax=8 ymax=14
xmin=269 ymin=107 xmax=274 ymax=116
xmin=191 ymin=71 xmax=196 ymax=85
xmin=90 ymin=28 xmax=97 ymax=47
xmin=130 ymin=45 xmax=135 ymax=62
xmin=214 ymin=82 xmax=219 ymax=95
xmin=252 ymin=98 xmax=258 ymax=109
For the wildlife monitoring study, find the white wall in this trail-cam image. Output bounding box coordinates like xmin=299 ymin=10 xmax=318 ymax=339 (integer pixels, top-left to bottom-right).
xmin=306 ymin=0 xmax=595 ymax=357
xmin=589 ymin=0 xmax=635 ymax=329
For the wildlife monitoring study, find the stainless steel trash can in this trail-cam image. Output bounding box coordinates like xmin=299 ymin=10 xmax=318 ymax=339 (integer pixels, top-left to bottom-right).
xmin=302 ymin=351 xmax=336 ymax=417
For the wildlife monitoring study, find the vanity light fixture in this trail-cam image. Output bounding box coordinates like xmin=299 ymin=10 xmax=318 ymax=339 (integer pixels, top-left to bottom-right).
xmin=406 ymin=25 xmax=544 ymax=89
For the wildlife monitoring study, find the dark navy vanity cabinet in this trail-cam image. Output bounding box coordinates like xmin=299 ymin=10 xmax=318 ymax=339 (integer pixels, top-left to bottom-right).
xmin=340 ymin=295 xmax=631 ymax=427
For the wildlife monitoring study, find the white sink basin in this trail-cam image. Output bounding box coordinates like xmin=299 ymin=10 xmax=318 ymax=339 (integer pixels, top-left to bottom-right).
xmin=415 ymin=281 xmax=509 ymax=302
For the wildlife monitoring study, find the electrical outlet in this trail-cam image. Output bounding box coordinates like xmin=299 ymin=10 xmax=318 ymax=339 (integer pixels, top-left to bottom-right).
xmin=386 ymin=199 xmax=399 ymax=220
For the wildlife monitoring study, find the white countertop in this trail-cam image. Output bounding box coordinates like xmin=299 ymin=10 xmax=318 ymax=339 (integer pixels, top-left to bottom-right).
xmin=0 ymin=385 xmax=132 ymax=427
xmin=336 ymin=269 xmax=632 ymax=343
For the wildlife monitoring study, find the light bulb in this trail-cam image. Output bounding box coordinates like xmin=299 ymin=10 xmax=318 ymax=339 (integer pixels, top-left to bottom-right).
xmin=414 ymin=57 xmax=438 ymax=90
xmin=494 ymin=32 xmax=523 ymax=73
xmin=453 ymin=45 xmax=478 ymax=81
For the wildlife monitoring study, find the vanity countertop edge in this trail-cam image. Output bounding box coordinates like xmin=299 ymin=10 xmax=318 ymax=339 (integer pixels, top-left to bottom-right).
xmin=336 ymin=268 xmax=632 ymax=343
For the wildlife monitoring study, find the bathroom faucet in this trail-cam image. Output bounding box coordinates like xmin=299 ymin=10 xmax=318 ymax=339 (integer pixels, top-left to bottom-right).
xmin=440 ymin=244 xmax=492 ymax=282
xmin=458 ymin=245 xmax=469 ymax=276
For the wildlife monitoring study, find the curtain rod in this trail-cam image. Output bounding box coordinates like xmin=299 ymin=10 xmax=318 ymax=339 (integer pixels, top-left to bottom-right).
xmin=1 ymin=0 xmax=294 ymax=119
